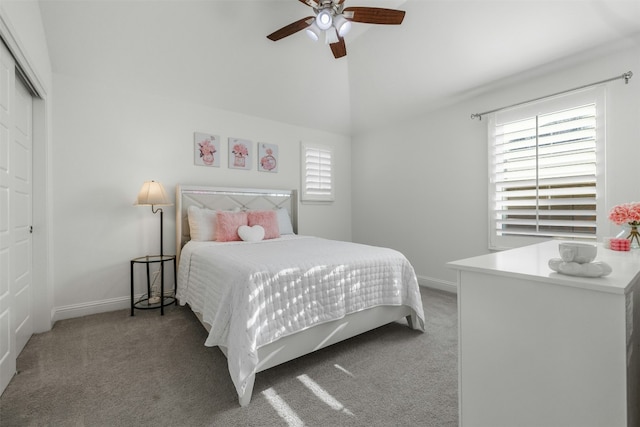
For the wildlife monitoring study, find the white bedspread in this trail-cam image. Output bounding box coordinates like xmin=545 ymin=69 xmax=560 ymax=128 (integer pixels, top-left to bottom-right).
xmin=177 ymin=235 xmax=425 ymax=398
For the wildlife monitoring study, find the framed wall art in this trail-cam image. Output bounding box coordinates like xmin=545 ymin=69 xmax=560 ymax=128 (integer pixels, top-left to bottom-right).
xmin=228 ymin=137 xmax=252 ymax=170
xmin=258 ymin=143 xmax=278 ymax=173
xmin=194 ymin=132 xmax=220 ymax=167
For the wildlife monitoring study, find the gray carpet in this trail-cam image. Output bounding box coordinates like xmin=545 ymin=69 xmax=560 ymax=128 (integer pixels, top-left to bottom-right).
xmin=0 ymin=287 xmax=457 ymax=427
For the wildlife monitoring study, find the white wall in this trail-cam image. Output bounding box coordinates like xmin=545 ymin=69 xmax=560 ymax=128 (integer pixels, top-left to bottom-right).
xmin=51 ymin=73 xmax=351 ymax=319
xmin=4 ymin=0 xmax=353 ymax=325
xmin=0 ymin=1 xmax=51 ymax=86
xmin=351 ymin=39 xmax=640 ymax=291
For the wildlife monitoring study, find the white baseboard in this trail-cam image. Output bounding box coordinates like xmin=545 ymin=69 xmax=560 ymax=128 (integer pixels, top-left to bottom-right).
xmin=417 ymin=275 xmax=457 ymax=294
xmin=51 ymin=277 xmax=455 ymax=324
xmin=52 ymin=292 xmax=176 ymax=323
xmin=52 ymin=295 xmax=132 ymax=323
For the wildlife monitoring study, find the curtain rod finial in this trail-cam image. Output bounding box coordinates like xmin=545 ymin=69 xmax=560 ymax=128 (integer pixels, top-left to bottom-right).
xmin=624 ymin=71 xmax=633 ymax=84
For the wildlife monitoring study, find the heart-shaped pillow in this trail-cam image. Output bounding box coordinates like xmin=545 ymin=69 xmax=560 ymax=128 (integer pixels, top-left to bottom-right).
xmin=238 ymin=225 xmax=265 ymax=242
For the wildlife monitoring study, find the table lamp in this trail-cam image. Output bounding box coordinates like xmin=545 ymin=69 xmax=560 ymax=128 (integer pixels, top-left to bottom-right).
xmin=135 ymin=180 xmax=172 ymax=257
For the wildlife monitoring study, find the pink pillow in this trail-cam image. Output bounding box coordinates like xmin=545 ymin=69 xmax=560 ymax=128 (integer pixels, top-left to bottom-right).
xmin=215 ymin=211 xmax=248 ymax=242
xmin=247 ymin=210 xmax=280 ymax=240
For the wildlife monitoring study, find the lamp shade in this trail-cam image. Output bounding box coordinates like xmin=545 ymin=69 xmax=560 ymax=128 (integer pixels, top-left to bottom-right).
xmin=305 ymin=22 xmax=322 ymax=41
xmin=135 ymin=181 xmax=172 ymax=206
xmin=316 ymin=9 xmax=333 ymax=30
xmin=333 ymin=14 xmax=351 ymax=37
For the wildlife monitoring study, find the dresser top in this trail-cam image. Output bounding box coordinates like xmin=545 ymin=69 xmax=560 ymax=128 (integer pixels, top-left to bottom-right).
xmin=448 ymin=240 xmax=640 ymax=294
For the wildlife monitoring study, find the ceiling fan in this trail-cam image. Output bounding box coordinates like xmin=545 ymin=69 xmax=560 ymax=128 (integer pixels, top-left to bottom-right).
xmin=266 ymin=0 xmax=406 ymax=59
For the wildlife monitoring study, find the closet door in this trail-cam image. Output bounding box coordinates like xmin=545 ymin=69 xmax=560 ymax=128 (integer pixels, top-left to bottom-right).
xmin=0 ymin=40 xmax=33 ymax=395
xmin=12 ymin=70 xmax=33 ymax=356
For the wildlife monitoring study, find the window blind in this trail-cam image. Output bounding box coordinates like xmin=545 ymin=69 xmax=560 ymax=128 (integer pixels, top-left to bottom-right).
xmin=301 ymin=143 xmax=334 ymax=202
xmin=489 ymin=87 xmax=605 ymax=249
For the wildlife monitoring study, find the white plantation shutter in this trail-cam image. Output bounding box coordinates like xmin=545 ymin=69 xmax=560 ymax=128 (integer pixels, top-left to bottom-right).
xmin=301 ymin=142 xmax=334 ymax=202
xmin=489 ymin=87 xmax=606 ymax=250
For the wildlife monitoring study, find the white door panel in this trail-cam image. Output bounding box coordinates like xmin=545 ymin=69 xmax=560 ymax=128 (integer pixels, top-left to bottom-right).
xmin=0 ymin=40 xmax=33 ymax=395
xmin=0 ymin=39 xmax=16 ymax=395
xmin=0 ymin=128 xmax=7 ymax=172
xmin=13 ymin=146 xmax=28 ymax=182
xmin=0 ymin=310 xmax=9 ymax=368
xmin=0 ymin=187 xmax=6 ymax=233
xmin=13 ymin=73 xmax=32 ymax=357
xmin=14 ymin=284 xmax=29 ymax=352
xmin=0 ymin=249 xmax=7 ymax=295
xmin=13 ymin=190 xmax=29 ymax=229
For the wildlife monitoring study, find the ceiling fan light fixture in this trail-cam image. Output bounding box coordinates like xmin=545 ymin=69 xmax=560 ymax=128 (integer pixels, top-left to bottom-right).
xmin=316 ymin=9 xmax=333 ymax=30
xmin=333 ymin=14 xmax=351 ymax=37
xmin=305 ymin=22 xmax=322 ymax=41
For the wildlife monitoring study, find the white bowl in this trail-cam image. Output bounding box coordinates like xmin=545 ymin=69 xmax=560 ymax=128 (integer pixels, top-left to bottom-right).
xmin=559 ymin=242 xmax=597 ymax=264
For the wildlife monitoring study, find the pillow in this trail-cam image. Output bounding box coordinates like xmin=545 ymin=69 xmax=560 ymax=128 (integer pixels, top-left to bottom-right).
xmin=276 ymin=208 xmax=294 ymax=235
xmin=238 ymin=225 xmax=265 ymax=242
xmin=215 ymin=211 xmax=248 ymax=242
xmin=187 ymin=206 xmax=217 ymax=241
xmin=247 ymin=210 xmax=280 ymax=239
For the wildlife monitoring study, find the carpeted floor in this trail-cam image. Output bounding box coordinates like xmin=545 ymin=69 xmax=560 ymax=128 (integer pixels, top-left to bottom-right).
xmin=0 ymin=287 xmax=457 ymax=427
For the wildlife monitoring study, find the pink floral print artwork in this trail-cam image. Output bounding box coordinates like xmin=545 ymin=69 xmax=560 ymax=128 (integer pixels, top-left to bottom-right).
xmin=194 ymin=132 xmax=220 ymax=167
xmin=258 ymin=143 xmax=278 ymax=173
xmin=228 ymin=138 xmax=252 ymax=170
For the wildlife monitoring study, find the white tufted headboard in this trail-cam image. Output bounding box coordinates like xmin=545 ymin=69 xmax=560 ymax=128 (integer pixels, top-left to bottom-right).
xmin=175 ymin=185 xmax=298 ymax=262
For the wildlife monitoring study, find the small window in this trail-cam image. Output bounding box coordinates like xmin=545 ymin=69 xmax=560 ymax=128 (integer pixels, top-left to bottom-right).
xmin=301 ymin=142 xmax=334 ymax=202
xmin=488 ymin=87 xmax=606 ymax=250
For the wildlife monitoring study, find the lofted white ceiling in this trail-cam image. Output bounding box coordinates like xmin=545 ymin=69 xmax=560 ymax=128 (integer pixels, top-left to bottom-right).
xmin=38 ymin=0 xmax=640 ymax=136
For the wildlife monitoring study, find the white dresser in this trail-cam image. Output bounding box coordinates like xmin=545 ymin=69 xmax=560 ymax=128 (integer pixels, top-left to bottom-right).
xmin=449 ymin=240 xmax=640 ymax=427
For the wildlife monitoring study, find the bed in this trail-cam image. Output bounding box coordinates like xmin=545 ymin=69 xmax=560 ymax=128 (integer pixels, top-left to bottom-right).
xmin=175 ymin=185 xmax=425 ymax=406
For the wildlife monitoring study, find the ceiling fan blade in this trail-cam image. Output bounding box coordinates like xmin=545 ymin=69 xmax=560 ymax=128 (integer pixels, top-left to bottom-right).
xmin=343 ymin=7 xmax=406 ymax=25
xmin=267 ymin=16 xmax=314 ymax=41
xmin=298 ymin=0 xmax=318 ymax=7
xmin=330 ymin=37 xmax=347 ymax=59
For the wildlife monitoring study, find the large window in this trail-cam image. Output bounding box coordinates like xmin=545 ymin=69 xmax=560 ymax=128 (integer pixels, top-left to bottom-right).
xmin=488 ymin=87 xmax=606 ymax=250
xmin=301 ymin=142 xmax=334 ymax=202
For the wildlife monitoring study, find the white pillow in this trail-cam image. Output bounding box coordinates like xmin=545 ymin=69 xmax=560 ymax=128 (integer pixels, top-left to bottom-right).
xmin=276 ymin=208 xmax=294 ymax=235
xmin=187 ymin=206 xmax=217 ymax=241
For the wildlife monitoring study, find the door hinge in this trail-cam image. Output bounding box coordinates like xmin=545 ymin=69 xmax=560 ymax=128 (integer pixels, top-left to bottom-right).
xmin=29 ymin=226 xmax=33 ymax=234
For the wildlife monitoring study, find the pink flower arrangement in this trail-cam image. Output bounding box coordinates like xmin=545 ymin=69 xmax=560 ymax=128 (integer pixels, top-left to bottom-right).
xmin=198 ymin=139 xmax=217 ymax=165
xmin=232 ymin=144 xmax=248 ymax=158
xmin=608 ymin=202 xmax=640 ymax=225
